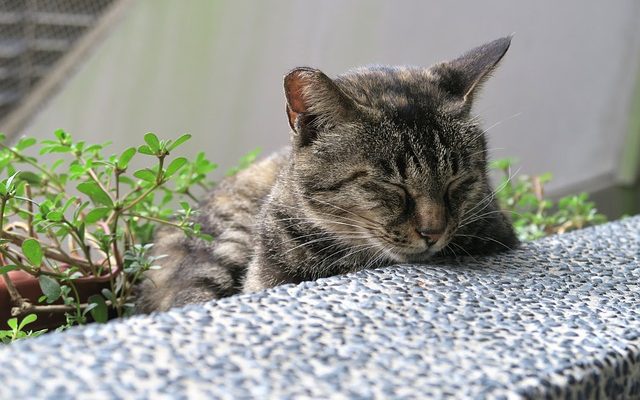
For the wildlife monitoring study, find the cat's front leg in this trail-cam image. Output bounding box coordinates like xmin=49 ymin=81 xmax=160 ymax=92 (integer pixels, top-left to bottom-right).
xmin=243 ymin=253 xmax=297 ymax=293
xmin=243 ymin=257 xmax=269 ymax=293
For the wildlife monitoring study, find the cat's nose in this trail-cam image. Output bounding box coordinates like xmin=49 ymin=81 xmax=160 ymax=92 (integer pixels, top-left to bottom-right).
xmin=414 ymin=199 xmax=446 ymax=244
xmin=417 ymin=229 xmax=443 ymax=243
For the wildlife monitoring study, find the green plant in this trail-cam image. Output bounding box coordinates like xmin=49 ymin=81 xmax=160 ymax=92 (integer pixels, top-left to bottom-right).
xmin=225 ymin=147 xmax=261 ymax=176
xmin=0 ymin=314 xmax=46 ymax=343
xmin=0 ymin=130 xmax=217 ymax=330
xmin=492 ymin=158 xmax=607 ymax=241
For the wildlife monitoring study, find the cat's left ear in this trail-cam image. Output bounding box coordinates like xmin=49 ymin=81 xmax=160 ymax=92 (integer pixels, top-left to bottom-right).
xmin=429 ymin=36 xmax=511 ymax=111
xmin=284 ymin=67 xmax=357 ymax=147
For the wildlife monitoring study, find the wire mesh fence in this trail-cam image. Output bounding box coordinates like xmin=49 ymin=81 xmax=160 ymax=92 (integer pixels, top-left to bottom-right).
xmin=0 ymin=0 xmax=115 ymax=123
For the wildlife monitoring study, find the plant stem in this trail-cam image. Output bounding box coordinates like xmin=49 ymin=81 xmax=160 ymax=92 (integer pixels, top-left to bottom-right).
xmin=83 ymin=162 xmax=115 ymax=205
xmin=122 ymin=183 xmax=161 ymax=213
xmin=25 ymin=184 xmax=36 ymax=238
xmin=123 ymin=213 xmax=183 ymax=229
xmin=1 ymin=272 xmax=28 ymax=313
xmin=0 ymin=231 xmax=94 ymax=272
xmin=63 ymin=218 xmax=95 ymax=274
xmin=111 ymin=214 xmax=123 ymax=272
xmin=11 ymin=300 xmax=113 ymax=317
xmin=68 ymin=279 xmax=83 ymax=320
xmin=115 ymin=170 xmax=121 ymax=201
xmin=0 ymin=143 xmax=65 ymax=191
xmin=0 ymin=252 xmax=31 ymax=313
xmin=1 ymin=249 xmax=66 ymax=279
xmin=184 ymin=189 xmax=198 ymax=202
xmin=0 ymin=197 xmax=6 ymax=232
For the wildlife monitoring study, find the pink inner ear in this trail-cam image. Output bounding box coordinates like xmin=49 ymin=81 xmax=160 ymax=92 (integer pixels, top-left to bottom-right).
xmin=284 ymin=71 xmax=309 ymax=114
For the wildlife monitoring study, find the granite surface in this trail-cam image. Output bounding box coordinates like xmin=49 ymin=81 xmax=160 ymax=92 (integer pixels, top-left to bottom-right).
xmin=0 ymin=216 xmax=639 ymax=399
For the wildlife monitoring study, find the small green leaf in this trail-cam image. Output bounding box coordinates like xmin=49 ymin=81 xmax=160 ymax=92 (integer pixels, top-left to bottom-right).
xmin=22 ymin=239 xmax=43 ymax=267
xmin=46 ymin=211 xmax=64 ymax=222
xmin=69 ymin=164 xmax=86 ymax=177
xmin=538 ymin=172 xmax=553 ymax=184
xmin=38 ymin=275 xmax=61 ymax=302
xmin=118 ymin=147 xmax=136 ymax=169
xmin=165 ymin=157 xmax=187 ymax=177
xmin=167 ymin=134 xmax=192 ymax=151
xmin=198 ymin=233 xmax=214 ymax=242
xmin=17 ymin=314 xmax=37 ymax=331
xmin=6 ymin=318 xmax=17 ymax=330
xmin=85 ymin=144 xmax=103 ymax=153
xmin=77 ymin=182 xmax=113 ymax=207
xmin=137 ymin=145 xmax=154 ymax=155
xmin=73 ymin=201 xmax=90 ymax=222
xmin=77 ymin=221 xmax=85 ymax=242
xmin=226 ymin=148 xmax=261 ymax=176
xmin=133 ymin=169 xmax=157 ymax=182
xmin=18 ymin=171 xmax=42 ymax=185
xmin=83 ymin=303 xmax=97 ymax=315
xmin=45 ymin=145 xmax=72 ymax=154
xmin=51 ymin=159 xmax=65 ymax=171
xmin=54 ymin=128 xmax=68 ymax=142
xmin=6 ymin=171 xmax=20 ymax=191
xmin=15 ymin=137 xmax=36 ymax=151
xmin=62 ymin=197 xmax=77 ymax=214
xmin=87 ymin=295 xmax=108 ymax=323
xmin=85 ymin=207 xmax=111 ymax=223
xmin=101 ymin=288 xmax=115 ymax=302
xmin=144 ymin=133 xmax=160 ymax=152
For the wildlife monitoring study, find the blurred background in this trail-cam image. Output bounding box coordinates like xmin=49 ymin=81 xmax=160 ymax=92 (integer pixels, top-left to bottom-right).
xmin=0 ymin=0 xmax=639 ymax=218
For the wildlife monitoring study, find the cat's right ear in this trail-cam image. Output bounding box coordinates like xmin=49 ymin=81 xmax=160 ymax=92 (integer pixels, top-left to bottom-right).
xmin=429 ymin=36 xmax=512 ymax=113
xmin=284 ymin=67 xmax=356 ymax=147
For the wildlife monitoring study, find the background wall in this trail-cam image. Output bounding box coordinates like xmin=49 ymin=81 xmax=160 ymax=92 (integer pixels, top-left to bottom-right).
xmin=14 ymin=0 xmax=640 ymax=195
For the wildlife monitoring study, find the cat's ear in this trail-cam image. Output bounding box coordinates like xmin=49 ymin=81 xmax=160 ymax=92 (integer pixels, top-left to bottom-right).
xmin=429 ymin=36 xmax=511 ymax=111
xmin=284 ymin=67 xmax=356 ymax=146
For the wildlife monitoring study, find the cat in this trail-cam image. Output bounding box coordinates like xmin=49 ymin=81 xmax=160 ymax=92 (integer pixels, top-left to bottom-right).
xmin=136 ymin=36 xmax=519 ymax=313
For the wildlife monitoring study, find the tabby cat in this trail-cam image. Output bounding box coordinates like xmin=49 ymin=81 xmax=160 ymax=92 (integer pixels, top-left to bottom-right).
xmin=136 ymin=36 xmax=519 ymax=313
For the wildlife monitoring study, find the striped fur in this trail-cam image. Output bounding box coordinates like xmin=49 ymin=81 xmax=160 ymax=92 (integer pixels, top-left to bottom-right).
xmin=136 ymin=36 xmax=519 ymax=313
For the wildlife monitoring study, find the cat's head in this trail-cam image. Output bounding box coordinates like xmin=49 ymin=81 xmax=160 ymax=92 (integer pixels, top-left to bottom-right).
xmin=284 ymin=37 xmax=512 ymax=262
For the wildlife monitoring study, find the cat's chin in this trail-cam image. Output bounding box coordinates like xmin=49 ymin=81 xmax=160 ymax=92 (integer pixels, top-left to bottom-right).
xmin=386 ymin=247 xmax=436 ymax=264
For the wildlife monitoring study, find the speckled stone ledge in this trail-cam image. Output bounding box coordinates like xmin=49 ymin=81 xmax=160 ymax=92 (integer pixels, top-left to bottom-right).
xmin=0 ymin=217 xmax=639 ymax=399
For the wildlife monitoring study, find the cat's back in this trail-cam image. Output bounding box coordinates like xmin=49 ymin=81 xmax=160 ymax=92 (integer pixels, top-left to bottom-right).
xmin=136 ymin=148 xmax=289 ymax=312
xmin=203 ymin=148 xmax=289 ymax=228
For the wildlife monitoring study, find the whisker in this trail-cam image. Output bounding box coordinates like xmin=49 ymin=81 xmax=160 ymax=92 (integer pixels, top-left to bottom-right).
xmin=460 ymin=166 xmax=521 ymax=226
xmin=282 ymin=233 xmax=374 ymax=256
xmin=296 ymin=193 xmax=382 ymax=227
xmin=275 ymin=230 xmax=370 ymax=248
xmin=262 ymin=200 xmax=385 ymax=234
xmin=447 ymin=241 xmax=479 ymax=263
xmin=455 ymin=233 xmax=514 ymax=251
xmin=362 ymin=245 xmax=393 ymax=270
xmin=470 ymin=112 xmax=523 ymax=143
xmin=266 ymin=214 xmax=383 ymax=235
xmin=459 ymin=209 xmax=521 ymax=229
xmin=267 ymin=199 xmax=381 ymax=228
xmin=320 ymin=243 xmax=380 ymax=276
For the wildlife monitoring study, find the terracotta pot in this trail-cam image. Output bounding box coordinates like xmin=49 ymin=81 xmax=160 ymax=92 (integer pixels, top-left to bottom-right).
xmin=0 ymin=265 xmax=120 ymax=331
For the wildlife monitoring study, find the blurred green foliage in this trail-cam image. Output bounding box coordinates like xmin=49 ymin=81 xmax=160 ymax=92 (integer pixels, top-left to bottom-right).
xmin=491 ymin=158 xmax=607 ymax=241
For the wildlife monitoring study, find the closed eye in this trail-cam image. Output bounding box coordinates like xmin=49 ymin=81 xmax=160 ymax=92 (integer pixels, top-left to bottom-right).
xmin=313 ymin=170 xmax=369 ymax=193
xmin=359 ymin=180 xmax=412 ymax=211
xmin=445 ymin=176 xmax=476 ymax=203
xmin=384 ymin=181 xmax=413 ymax=210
